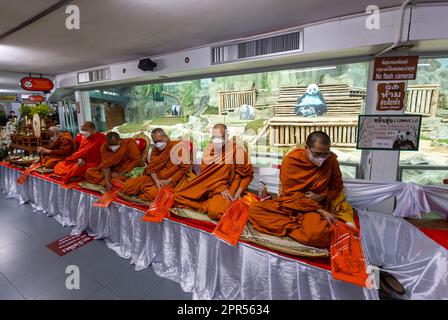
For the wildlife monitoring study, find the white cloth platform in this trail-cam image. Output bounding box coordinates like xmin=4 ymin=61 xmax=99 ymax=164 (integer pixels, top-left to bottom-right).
xmin=1 ymin=165 xmax=447 ymax=300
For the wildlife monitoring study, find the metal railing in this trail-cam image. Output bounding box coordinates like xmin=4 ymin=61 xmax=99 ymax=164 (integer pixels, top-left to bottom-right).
xmin=397 ymin=165 xmax=448 ymax=183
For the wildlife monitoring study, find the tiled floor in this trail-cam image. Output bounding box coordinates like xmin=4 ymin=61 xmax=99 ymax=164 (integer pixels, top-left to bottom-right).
xmin=0 ymin=193 xmax=192 ymax=300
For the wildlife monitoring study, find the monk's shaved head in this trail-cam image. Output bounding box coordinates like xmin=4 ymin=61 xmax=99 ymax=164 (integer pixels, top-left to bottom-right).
xmin=106 ymin=131 xmax=120 ymax=141
xmin=82 ymin=121 xmax=96 ymax=131
xmin=306 ymin=131 xmax=331 ymax=148
xmin=212 ymin=123 xmax=228 ymax=139
xmin=48 ymin=126 xmax=59 ymax=136
xmin=151 ymin=128 xmax=168 ymax=144
xmin=213 ymin=123 xmax=227 ymax=131
xmin=151 ymin=128 xmax=166 ymax=137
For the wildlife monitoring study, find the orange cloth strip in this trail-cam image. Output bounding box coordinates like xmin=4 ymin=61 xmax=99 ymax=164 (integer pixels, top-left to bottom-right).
xmin=61 ymin=182 xmax=79 ymax=190
xmin=330 ymin=220 xmax=369 ymax=287
xmin=16 ymin=163 xmax=41 ymax=185
xmin=141 ymin=186 xmax=174 ymax=223
xmin=93 ymin=190 xmax=120 ymax=208
xmin=213 ymin=200 xmax=249 ymax=246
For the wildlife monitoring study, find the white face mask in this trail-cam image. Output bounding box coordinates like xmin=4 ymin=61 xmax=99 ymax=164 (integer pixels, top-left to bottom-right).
xmin=212 ymin=137 xmax=224 ymax=147
xmin=155 ymin=141 xmax=167 ymax=150
xmin=50 ymin=135 xmax=59 ymax=142
xmin=80 ymin=130 xmax=90 ymax=138
xmin=306 ymin=149 xmax=329 ymax=167
xmin=109 ymin=145 xmax=120 ymax=152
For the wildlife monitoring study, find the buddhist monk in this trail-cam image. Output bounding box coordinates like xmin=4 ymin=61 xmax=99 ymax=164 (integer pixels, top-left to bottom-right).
xmin=174 ymin=124 xmax=254 ymax=220
xmin=54 ymin=121 xmax=106 ymax=184
xmin=120 ymin=128 xmax=190 ymax=200
xmin=36 ymin=126 xmax=75 ymax=169
xmin=247 ymin=131 xmax=346 ymax=249
xmin=85 ymin=131 xmax=141 ymax=190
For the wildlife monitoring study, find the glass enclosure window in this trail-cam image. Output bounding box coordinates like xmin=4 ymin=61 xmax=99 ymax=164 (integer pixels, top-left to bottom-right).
xmin=86 ymin=62 xmax=369 ymax=186
xmin=399 ymin=57 xmax=448 ymax=185
xmin=59 ymin=95 xmax=78 ymax=136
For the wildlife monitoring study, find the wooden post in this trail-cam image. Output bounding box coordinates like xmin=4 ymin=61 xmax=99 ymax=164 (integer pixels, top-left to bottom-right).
xmin=430 ymin=88 xmax=439 ymax=117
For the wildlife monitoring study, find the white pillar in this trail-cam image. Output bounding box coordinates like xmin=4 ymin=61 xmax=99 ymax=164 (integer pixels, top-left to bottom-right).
xmin=360 ymin=57 xmax=409 ymax=214
xmin=74 ymin=90 xmax=91 ymax=130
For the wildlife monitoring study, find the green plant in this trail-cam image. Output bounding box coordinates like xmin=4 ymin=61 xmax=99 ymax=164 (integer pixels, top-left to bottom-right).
xmin=245 ymin=119 xmax=265 ymax=133
xmin=19 ymin=104 xmax=32 ymax=115
xmin=30 ymin=104 xmax=52 ymax=118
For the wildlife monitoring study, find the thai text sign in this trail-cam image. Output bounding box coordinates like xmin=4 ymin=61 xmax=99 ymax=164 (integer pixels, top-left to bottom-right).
xmin=376 ymin=82 xmax=406 ymax=111
xmin=357 ymin=115 xmax=422 ymax=150
xmin=373 ymin=56 xmax=419 ymax=81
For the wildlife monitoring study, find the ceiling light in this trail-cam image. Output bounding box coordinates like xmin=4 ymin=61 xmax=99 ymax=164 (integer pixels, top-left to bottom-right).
xmin=283 ymin=66 xmax=337 ymax=74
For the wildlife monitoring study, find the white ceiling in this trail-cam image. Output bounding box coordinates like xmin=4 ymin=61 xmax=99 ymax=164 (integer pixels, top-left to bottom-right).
xmin=0 ymin=0 xmax=406 ymax=75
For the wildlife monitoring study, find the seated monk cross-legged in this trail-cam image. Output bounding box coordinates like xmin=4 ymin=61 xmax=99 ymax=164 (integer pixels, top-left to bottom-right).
xmin=54 ymin=121 xmax=106 ymax=184
xmin=36 ymin=126 xmax=75 ymax=169
xmin=85 ymin=131 xmax=141 ymax=190
xmin=174 ymin=123 xmax=254 ymax=220
xmin=121 ymin=128 xmax=190 ymax=201
xmin=248 ymin=131 xmax=347 ymax=249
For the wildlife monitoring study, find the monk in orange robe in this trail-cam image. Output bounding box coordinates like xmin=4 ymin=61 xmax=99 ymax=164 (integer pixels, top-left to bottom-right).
xmin=121 ymin=128 xmax=190 ymax=200
xmin=85 ymin=131 xmax=141 ymax=190
xmin=36 ymin=126 xmax=75 ymax=169
xmin=174 ymin=124 xmax=254 ymax=220
xmin=54 ymin=121 xmax=106 ymax=184
xmin=247 ymin=131 xmax=344 ymax=249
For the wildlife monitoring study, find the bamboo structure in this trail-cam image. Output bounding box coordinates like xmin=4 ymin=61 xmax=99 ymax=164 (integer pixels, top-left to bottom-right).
xmin=218 ymin=88 xmax=257 ymax=114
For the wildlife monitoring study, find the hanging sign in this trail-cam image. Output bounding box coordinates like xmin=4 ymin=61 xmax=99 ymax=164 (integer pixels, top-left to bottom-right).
xmin=373 ymin=56 xmax=419 ymax=81
xmin=376 ymin=82 xmax=406 ymax=111
xmin=26 ymin=95 xmax=45 ymax=103
xmin=0 ymin=95 xmax=19 ymax=102
xmin=20 ymin=77 xmax=54 ymax=92
xmin=357 ymin=115 xmax=422 ymax=150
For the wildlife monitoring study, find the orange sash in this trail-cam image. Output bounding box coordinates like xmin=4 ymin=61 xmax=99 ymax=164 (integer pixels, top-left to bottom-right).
xmin=213 ymin=193 xmax=259 ymax=246
xmin=141 ymin=186 xmax=174 ymax=223
xmin=61 ymin=182 xmax=79 ymax=190
xmin=93 ymin=190 xmax=120 ymax=208
xmin=17 ymin=163 xmax=41 ymax=185
xmin=330 ymin=220 xmax=369 ymax=287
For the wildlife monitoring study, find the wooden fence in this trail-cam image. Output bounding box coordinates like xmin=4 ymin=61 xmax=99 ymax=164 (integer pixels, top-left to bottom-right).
xmin=218 ymin=88 xmax=257 ymax=114
xmin=269 ymin=116 xmax=358 ymax=147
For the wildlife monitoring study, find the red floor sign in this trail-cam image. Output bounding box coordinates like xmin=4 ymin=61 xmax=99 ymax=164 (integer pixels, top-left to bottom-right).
xmin=46 ymin=232 xmax=95 ymax=256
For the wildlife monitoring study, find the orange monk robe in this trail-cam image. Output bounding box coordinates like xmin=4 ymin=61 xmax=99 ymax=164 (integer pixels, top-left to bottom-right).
xmin=174 ymin=142 xmax=254 ymax=220
xmin=41 ymin=132 xmax=75 ymax=169
xmin=85 ymin=138 xmax=141 ymax=186
xmin=247 ymin=148 xmax=344 ymax=249
xmin=54 ymin=132 xmax=106 ymax=184
xmin=121 ymin=140 xmax=190 ymax=201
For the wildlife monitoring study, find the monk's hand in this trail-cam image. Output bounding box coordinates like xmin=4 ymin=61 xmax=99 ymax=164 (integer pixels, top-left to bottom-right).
xmin=77 ymin=158 xmax=85 ymax=167
xmin=317 ymin=209 xmax=336 ymax=225
xmin=37 ymin=147 xmax=49 ymax=154
xmin=155 ymin=179 xmax=164 ymax=190
xmin=105 ymin=180 xmax=113 ymax=191
xmin=221 ymin=189 xmax=234 ymax=202
xmin=111 ymin=172 xmax=119 ymax=178
xmin=160 ymin=178 xmax=172 ymax=186
xmin=233 ymin=187 xmax=244 ymax=201
xmin=305 ymin=191 xmax=323 ymax=202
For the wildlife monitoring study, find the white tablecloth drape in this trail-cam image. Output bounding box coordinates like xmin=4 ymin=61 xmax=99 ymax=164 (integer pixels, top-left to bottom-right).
xmin=1 ymin=165 xmax=447 ymax=300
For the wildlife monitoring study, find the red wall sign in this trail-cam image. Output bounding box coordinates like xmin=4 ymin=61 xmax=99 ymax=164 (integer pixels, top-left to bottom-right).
xmin=20 ymin=77 xmax=54 ymax=92
xmin=27 ymin=95 xmax=45 ymax=103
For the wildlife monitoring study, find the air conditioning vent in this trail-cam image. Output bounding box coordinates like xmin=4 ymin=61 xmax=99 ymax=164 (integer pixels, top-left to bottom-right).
xmin=211 ymin=30 xmax=302 ymax=64
xmin=77 ymin=67 xmax=111 ymax=84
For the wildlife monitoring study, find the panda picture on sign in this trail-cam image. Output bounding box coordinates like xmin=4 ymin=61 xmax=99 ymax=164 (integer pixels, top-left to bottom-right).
xmin=392 ymin=130 xmax=416 ymax=150
xmin=295 ymin=84 xmax=327 ymax=117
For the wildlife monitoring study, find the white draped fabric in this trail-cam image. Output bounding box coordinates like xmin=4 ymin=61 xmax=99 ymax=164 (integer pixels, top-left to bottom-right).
xmin=1 ymin=165 xmax=447 ymax=300
xmin=344 ymin=179 xmax=448 ymax=219
xmin=250 ymin=168 xmax=448 ymax=219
